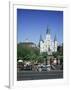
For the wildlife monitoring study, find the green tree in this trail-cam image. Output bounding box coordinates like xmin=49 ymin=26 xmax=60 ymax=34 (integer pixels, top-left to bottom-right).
xmin=41 ymin=52 xmax=48 ymax=65
xmin=17 ymin=43 xmax=40 ymax=63
xmin=52 ymin=43 xmax=63 ymax=64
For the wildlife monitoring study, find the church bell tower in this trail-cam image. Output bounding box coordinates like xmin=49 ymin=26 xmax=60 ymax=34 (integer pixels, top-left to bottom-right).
xmin=46 ymin=27 xmax=51 ymax=41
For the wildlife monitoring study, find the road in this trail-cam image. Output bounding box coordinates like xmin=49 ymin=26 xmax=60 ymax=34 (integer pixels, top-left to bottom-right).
xmin=17 ymin=70 xmax=63 ymax=81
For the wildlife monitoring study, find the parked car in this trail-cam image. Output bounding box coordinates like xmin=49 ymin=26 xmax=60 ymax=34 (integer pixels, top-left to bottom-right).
xmin=37 ymin=64 xmax=51 ymax=72
xmin=23 ymin=64 xmax=32 ymax=70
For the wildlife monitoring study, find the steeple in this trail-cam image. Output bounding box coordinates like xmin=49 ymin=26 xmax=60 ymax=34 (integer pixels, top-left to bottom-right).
xmin=46 ymin=27 xmax=50 ymax=34
xmin=40 ymin=35 xmax=43 ymax=41
xmin=54 ymin=34 xmax=57 ymax=41
xmin=39 ymin=35 xmax=44 ymax=48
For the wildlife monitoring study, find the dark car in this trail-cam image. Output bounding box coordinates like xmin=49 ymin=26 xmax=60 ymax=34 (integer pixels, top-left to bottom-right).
xmin=23 ymin=64 xmax=32 ymax=70
xmin=37 ymin=64 xmax=51 ymax=72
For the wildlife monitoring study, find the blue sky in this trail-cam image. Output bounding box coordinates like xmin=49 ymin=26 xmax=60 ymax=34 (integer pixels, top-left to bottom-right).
xmin=17 ymin=9 xmax=63 ymax=45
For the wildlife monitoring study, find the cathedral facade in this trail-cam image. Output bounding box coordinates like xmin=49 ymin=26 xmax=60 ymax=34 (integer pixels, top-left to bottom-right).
xmin=39 ymin=28 xmax=58 ymax=55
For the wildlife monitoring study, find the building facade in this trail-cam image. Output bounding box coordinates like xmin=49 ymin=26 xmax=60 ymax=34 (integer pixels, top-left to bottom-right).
xmin=39 ymin=28 xmax=58 ymax=55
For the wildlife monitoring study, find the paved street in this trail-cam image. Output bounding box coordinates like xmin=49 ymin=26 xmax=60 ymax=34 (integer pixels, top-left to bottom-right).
xmin=17 ymin=70 xmax=63 ymax=81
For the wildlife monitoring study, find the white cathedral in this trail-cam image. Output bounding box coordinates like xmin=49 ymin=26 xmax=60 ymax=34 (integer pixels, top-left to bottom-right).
xmin=39 ymin=28 xmax=58 ymax=55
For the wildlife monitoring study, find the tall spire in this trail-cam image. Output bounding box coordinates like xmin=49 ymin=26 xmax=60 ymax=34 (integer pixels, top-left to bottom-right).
xmin=46 ymin=27 xmax=50 ymax=34
xmin=54 ymin=34 xmax=57 ymax=41
xmin=40 ymin=35 xmax=43 ymax=41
